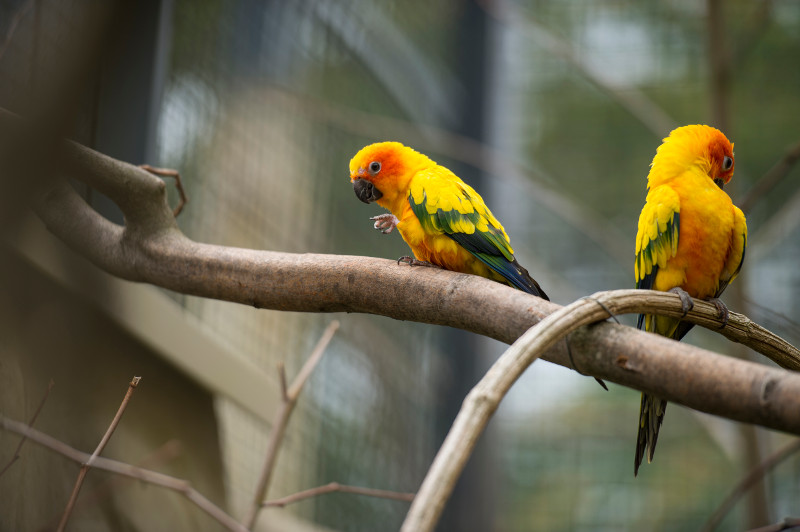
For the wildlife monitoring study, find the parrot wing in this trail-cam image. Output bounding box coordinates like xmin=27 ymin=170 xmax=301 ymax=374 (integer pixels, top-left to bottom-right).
xmin=633 ymin=184 xmax=680 ymax=476
xmin=635 ymin=185 xmax=681 ymax=330
xmin=408 ymin=168 xmax=547 ymax=299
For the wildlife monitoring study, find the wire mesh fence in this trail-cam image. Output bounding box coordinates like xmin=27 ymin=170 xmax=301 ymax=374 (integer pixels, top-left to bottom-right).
xmin=2 ymin=0 xmax=800 ymax=530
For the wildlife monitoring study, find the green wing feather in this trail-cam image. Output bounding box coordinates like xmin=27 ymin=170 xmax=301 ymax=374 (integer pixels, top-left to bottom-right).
xmin=408 ymin=168 xmax=547 ymax=299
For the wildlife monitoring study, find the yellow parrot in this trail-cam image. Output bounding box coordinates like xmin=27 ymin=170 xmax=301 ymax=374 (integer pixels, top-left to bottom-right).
xmin=349 ymin=142 xmax=548 ymax=299
xmin=634 ymin=124 xmax=747 ymax=475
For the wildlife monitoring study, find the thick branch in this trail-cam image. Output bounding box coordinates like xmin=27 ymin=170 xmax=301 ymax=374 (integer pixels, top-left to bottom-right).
xmin=399 ymin=292 xmax=798 ymax=531
xmin=15 ymin=115 xmax=800 ymax=435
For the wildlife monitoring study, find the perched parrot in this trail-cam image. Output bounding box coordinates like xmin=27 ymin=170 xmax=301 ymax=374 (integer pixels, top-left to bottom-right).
xmin=349 ymin=141 xmax=548 ymax=300
xmin=634 ymin=124 xmax=747 ymax=476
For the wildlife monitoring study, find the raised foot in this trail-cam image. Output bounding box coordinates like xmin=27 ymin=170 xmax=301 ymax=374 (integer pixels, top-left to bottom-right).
xmin=370 ymin=214 xmax=399 ymax=234
xmin=705 ymin=297 xmax=729 ymax=328
xmin=668 ymin=287 xmax=694 ymax=318
xmin=397 ymin=256 xmax=441 ymax=268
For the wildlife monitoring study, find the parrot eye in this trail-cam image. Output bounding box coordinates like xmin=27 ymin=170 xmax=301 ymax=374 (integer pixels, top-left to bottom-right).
xmin=369 ymin=161 xmax=381 ymax=174
xmin=722 ymin=155 xmax=733 ymax=171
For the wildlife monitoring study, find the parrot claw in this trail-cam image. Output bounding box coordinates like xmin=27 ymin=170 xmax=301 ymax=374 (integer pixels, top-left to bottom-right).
xmin=397 ymin=256 xmax=441 ymax=268
xmin=705 ymin=297 xmax=729 ymax=328
xmin=668 ymin=287 xmax=694 ymax=318
xmin=370 ymin=214 xmax=399 ymax=234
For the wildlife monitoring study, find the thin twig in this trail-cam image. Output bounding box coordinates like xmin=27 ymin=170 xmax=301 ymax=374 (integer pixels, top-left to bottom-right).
xmin=739 ymin=139 xmax=800 ymax=213
xmin=263 ymin=482 xmax=415 ymax=508
xmin=0 ymin=415 xmax=246 ymax=532
xmin=241 ymin=320 xmax=340 ymax=529
xmin=700 ymin=438 xmax=800 ymax=532
xmin=277 ymin=362 xmax=288 ymax=402
xmin=0 ymin=378 xmax=53 ymax=479
xmin=139 ymin=164 xmax=188 ymax=216
xmin=38 ymin=439 xmax=183 ymax=532
xmin=57 ymin=376 xmax=141 ymax=532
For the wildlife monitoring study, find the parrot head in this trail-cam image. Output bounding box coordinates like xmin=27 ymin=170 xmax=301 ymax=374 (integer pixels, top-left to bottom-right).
xmin=349 ymin=142 xmax=434 ymax=210
xmin=649 ymin=125 xmax=734 ymax=190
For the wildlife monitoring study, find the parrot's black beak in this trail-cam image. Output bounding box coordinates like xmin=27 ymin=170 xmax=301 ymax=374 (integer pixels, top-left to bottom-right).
xmin=353 ymin=178 xmax=383 ymax=204
xmin=714 ymin=178 xmax=724 ymax=190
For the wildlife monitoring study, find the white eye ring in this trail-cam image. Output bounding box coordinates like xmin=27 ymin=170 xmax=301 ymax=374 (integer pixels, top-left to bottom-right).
xmin=722 ymin=156 xmax=733 ymax=171
xmin=369 ymin=161 xmax=381 ymax=174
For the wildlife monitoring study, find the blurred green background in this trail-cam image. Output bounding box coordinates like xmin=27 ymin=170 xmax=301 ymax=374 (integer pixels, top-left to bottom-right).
xmin=1 ymin=0 xmax=799 ymax=531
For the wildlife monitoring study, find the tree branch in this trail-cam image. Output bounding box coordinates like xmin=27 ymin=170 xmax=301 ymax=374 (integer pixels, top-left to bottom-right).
xmin=0 ymin=108 xmax=800 ymax=433
xmin=0 ymin=378 xmax=53 ymax=479
xmin=0 ymin=416 xmax=247 ymax=532
xmin=263 ymin=482 xmax=415 ymax=508
xmin=57 ymin=376 xmax=141 ymax=532
xmin=241 ymin=321 xmax=339 ymax=529
xmin=401 ymin=290 xmax=797 ymax=531
xmin=7 ymin=110 xmax=800 ymax=434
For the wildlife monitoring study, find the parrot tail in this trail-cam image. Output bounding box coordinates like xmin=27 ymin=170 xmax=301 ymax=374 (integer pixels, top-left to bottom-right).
xmin=634 ymin=392 xmax=668 ymax=476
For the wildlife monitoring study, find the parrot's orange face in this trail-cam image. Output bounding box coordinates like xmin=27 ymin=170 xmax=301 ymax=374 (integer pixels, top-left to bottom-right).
xmin=706 ymin=131 xmax=735 ymax=189
xmin=348 ymin=142 xmax=430 ymax=207
xmin=649 ymin=125 xmax=735 ymax=191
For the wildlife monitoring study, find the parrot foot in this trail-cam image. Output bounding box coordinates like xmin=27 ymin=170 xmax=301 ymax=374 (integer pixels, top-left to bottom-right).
xmin=668 ymin=287 xmax=694 ymax=318
xmin=397 ymin=256 xmax=441 ymax=268
xmin=370 ymin=214 xmax=399 ymax=234
xmin=705 ymin=297 xmax=729 ymax=328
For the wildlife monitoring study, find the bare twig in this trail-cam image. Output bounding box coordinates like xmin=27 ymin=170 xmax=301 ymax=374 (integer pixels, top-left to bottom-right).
xmin=263 ymin=482 xmax=415 ymax=508
xmin=39 ymin=439 xmax=184 ymax=532
xmin=57 ymin=376 xmax=141 ymax=532
xmin=241 ymin=321 xmax=340 ymax=529
xmin=0 ymin=378 xmax=53 ymax=479
xmin=139 ymin=164 xmax=188 ymax=217
xmin=739 ymin=139 xmax=800 ymax=213
xmin=0 ymin=416 xmax=246 ymax=532
xmin=701 ymin=438 xmax=800 ymax=532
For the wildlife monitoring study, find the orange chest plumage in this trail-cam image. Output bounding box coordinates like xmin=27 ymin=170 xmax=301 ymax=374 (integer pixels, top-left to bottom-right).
xmin=655 ymin=180 xmax=735 ymax=298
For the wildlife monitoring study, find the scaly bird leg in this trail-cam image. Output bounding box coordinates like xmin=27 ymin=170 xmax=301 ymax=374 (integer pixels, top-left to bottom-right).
xmin=370 ymin=214 xmax=399 ymax=234
xmin=668 ymin=287 xmax=694 ymax=318
xmin=397 ymin=256 xmax=442 ymax=268
xmin=705 ymin=297 xmax=730 ymax=329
